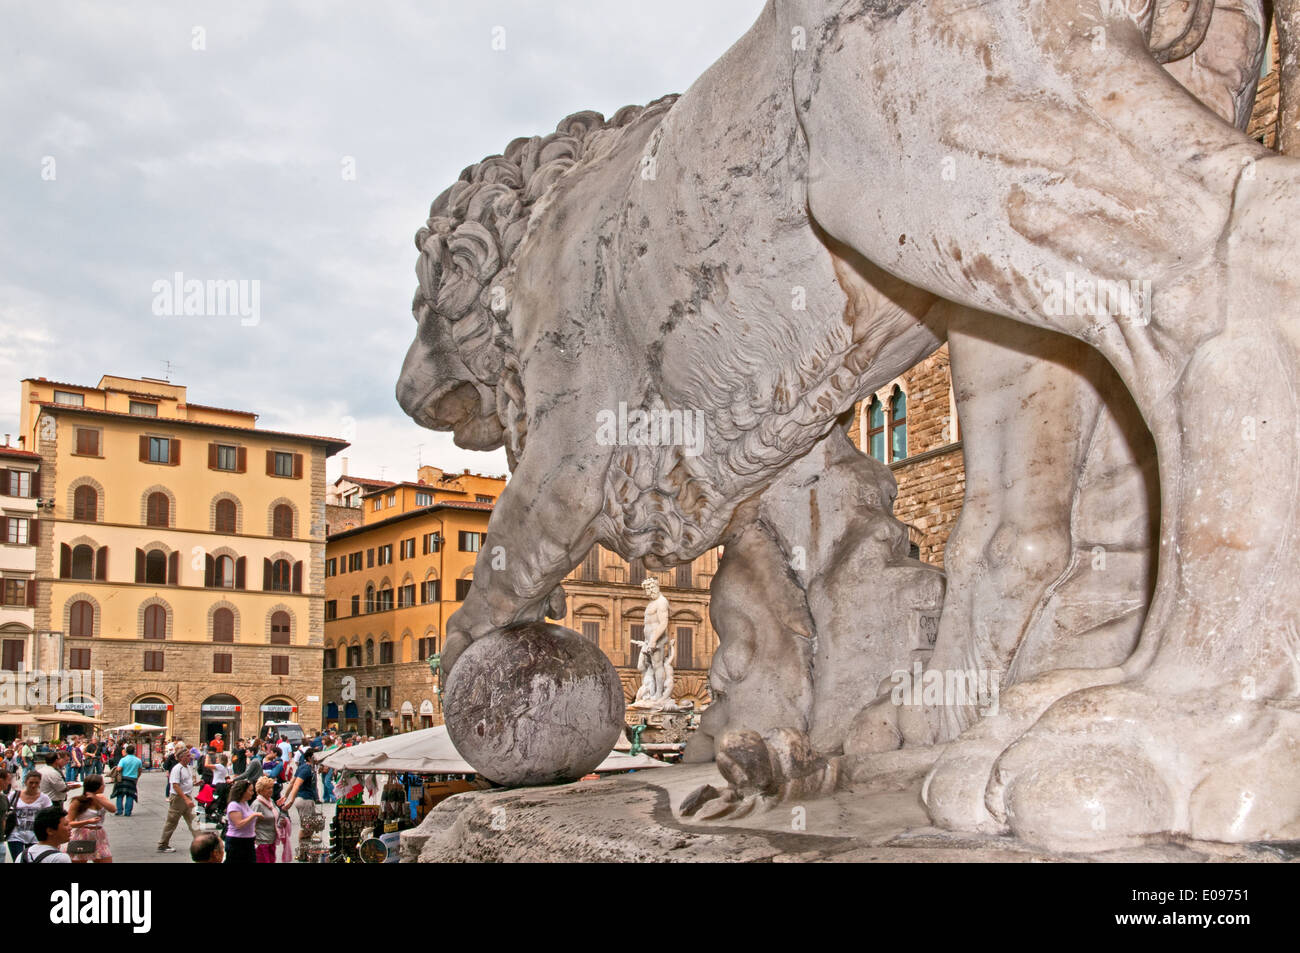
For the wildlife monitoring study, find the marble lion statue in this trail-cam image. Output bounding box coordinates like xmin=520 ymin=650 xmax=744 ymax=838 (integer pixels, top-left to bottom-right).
xmin=399 ymin=0 xmax=1300 ymax=852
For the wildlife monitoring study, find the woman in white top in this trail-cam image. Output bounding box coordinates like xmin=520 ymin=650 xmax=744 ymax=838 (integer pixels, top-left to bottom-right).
xmin=7 ymin=771 xmax=52 ymax=860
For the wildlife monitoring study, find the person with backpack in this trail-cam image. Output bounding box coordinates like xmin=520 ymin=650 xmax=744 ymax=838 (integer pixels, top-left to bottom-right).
xmin=6 ymin=770 xmax=51 ymax=860
xmin=18 ymin=807 xmax=70 ymax=863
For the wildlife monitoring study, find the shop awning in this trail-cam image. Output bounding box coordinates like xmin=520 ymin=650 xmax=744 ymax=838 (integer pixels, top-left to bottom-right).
xmin=317 ymin=725 xmax=668 ymax=776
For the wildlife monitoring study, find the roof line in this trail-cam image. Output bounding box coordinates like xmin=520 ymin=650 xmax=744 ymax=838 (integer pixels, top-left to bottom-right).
xmin=34 ymin=402 xmax=349 ymax=454
xmin=327 ymin=501 xmax=493 ymax=541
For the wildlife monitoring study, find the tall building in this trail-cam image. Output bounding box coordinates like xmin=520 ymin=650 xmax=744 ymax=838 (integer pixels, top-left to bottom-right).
xmin=0 ymin=443 xmax=41 ymax=702
xmin=323 ymin=466 xmax=505 ymax=734
xmin=322 ymin=466 xmax=719 ymax=735
xmin=19 ymin=375 xmax=346 ymax=743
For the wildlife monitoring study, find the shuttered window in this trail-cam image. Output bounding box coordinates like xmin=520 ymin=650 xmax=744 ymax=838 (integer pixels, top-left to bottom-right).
xmin=143 ymin=605 xmax=167 ymax=640
xmin=143 ymin=651 xmax=164 ymax=672
xmin=73 ymin=485 xmax=98 ymax=522
xmin=270 ymin=611 xmax=291 ymax=645
xmin=272 ymin=504 xmax=294 ymax=539
xmin=146 ymin=492 xmax=169 ymax=528
xmin=69 ymin=600 xmax=94 ymax=637
xmin=271 ymin=655 xmax=289 ymax=675
xmin=214 ymin=499 xmax=237 ymax=533
xmin=69 ymin=649 xmax=91 ymax=670
xmin=212 ymin=608 xmax=234 ymax=642
xmin=74 ymin=428 xmax=99 ymax=456
xmin=455 ymin=579 xmax=472 ymax=600
xmin=213 ymin=653 xmax=232 ymax=674
xmin=1 ymin=639 xmax=23 ymax=671
xmin=676 ymin=626 xmax=695 ymax=669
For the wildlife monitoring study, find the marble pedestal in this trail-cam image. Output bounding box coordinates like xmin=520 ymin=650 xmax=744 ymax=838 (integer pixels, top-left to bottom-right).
xmin=400 ymin=761 xmax=1292 ymax=864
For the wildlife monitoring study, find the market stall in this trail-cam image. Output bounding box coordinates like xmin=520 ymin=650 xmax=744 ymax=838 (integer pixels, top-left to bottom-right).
xmin=109 ymin=722 xmax=167 ymax=767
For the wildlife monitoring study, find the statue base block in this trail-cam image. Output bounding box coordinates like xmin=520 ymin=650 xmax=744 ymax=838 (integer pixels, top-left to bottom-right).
xmin=400 ymin=759 xmax=1285 ymax=863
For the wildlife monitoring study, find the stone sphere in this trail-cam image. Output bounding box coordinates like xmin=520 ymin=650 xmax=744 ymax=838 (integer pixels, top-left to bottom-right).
xmin=443 ymin=621 xmax=624 ymax=786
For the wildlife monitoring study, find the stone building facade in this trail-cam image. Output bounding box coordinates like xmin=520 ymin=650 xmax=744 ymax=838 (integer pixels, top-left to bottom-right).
xmin=18 ymin=375 xmax=346 ymax=744
xmin=849 ymin=344 xmax=964 ymax=567
xmin=321 ymin=466 xmax=720 ymax=735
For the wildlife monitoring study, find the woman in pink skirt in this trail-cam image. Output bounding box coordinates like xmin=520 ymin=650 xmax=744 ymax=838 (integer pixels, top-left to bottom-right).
xmin=67 ymin=775 xmax=117 ymax=863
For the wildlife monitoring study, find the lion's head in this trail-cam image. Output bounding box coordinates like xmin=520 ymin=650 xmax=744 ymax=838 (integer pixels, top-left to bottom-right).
xmin=396 ymin=97 xmax=679 ymax=461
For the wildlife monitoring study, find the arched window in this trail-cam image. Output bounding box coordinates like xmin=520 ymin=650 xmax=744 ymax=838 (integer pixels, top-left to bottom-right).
xmin=867 ymin=397 xmax=886 ymax=463
xmin=144 ymin=549 xmax=167 ymax=585
xmin=272 ymin=505 xmax=294 ymax=539
xmin=74 ymin=485 xmax=98 ymax=522
xmin=69 ymin=600 xmax=95 ymax=638
xmin=365 ymin=584 xmax=375 ymax=613
xmin=346 ymin=644 xmax=362 ymax=667
xmin=212 ymin=608 xmax=234 ymax=643
xmin=146 ymin=492 xmax=169 ymax=528
xmin=70 ymin=545 xmax=95 ymax=580
xmin=143 ymin=604 xmax=167 ymax=640
xmin=889 ymin=386 xmax=907 ymax=462
xmin=269 ymin=560 xmax=291 ymax=592
xmin=365 ymin=639 xmax=374 ymax=665
xmin=270 ymin=611 xmax=290 ymax=645
xmin=215 ymin=555 xmax=236 ymax=589
xmin=214 ymin=499 xmax=237 ymax=534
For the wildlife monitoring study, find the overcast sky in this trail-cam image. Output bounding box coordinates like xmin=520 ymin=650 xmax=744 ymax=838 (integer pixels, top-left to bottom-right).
xmin=0 ymin=0 xmax=762 ymax=484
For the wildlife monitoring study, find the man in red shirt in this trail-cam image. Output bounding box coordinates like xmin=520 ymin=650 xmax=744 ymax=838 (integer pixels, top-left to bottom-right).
xmin=211 ymin=734 xmax=224 ymax=754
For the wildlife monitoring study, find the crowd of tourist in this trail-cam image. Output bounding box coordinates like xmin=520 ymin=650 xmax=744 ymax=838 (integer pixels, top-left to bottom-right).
xmin=0 ymin=728 xmax=354 ymax=863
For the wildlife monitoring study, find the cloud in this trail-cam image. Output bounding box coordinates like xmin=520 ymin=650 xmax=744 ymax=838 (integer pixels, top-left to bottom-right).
xmin=0 ymin=0 xmax=762 ymax=478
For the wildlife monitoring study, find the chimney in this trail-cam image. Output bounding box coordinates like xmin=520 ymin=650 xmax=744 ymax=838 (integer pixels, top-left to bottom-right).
xmin=340 ymin=456 xmax=349 ymax=477
xmin=2 ymin=434 xmax=8 ymax=448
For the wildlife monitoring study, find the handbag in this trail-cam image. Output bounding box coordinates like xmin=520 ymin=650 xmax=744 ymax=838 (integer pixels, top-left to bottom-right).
xmin=196 ymin=784 xmax=214 ymax=805
xmin=66 ymin=838 xmax=97 ymax=856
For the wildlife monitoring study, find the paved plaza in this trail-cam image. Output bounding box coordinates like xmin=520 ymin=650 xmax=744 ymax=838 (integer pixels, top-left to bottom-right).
xmin=5 ymin=771 xmax=337 ymax=864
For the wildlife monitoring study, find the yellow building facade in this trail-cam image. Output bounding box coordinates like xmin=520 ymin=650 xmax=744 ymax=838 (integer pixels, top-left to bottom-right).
xmin=21 ymin=375 xmax=345 ymax=745
xmin=323 ymin=467 xmax=504 ymax=734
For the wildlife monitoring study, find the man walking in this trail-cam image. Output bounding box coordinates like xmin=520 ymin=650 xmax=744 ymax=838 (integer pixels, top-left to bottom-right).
xmin=114 ymin=744 xmax=142 ymax=817
xmin=37 ymin=752 xmax=78 ymax=806
xmin=156 ymin=747 xmax=196 ymax=853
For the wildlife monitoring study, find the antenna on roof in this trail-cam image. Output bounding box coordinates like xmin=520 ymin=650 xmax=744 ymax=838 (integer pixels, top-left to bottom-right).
xmin=415 ymin=443 xmax=424 ymax=470
xmin=160 ymin=359 xmax=177 ymax=382
xmin=378 ymin=465 xmax=386 ymax=480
